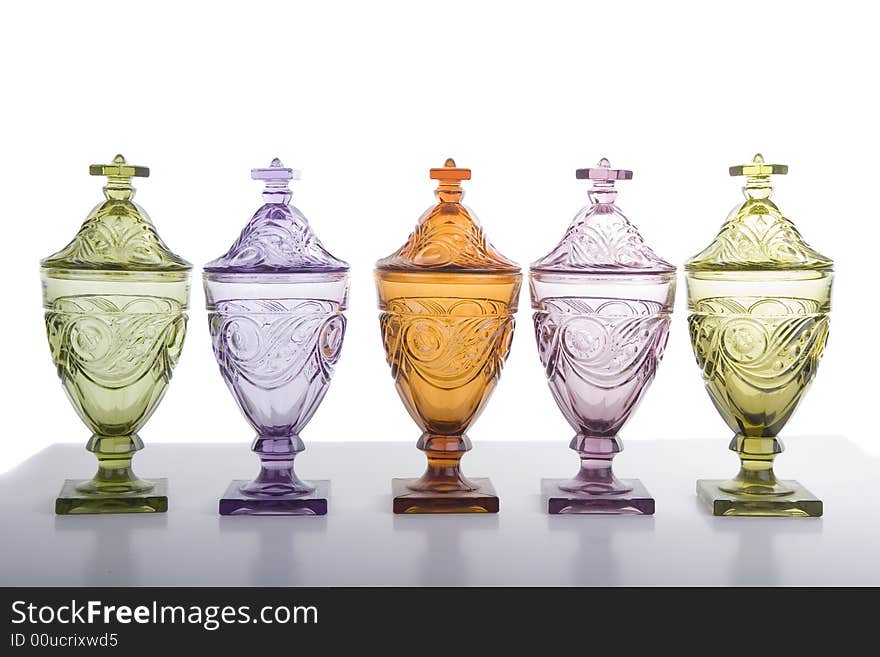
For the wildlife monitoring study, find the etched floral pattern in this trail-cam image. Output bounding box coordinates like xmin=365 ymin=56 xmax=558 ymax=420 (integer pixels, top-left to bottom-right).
xmin=381 ymin=297 xmax=515 ymax=435
xmin=205 ymin=204 xmax=348 ymax=273
xmin=377 ymin=207 xmax=519 ymax=271
xmin=534 ymin=298 xmax=670 ymax=436
xmin=45 ymin=295 xmax=187 ymax=435
xmin=689 ymin=297 xmax=829 ymax=436
xmin=532 ymin=206 xmax=673 ymax=273
xmin=687 ymin=199 xmax=832 ymax=270
xmin=43 ymin=202 xmax=190 ymax=271
xmin=210 ymin=299 xmax=346 ymax=436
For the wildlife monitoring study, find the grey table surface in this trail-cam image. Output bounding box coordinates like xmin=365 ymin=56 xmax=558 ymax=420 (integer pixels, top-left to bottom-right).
xmin=1 ymin=437 xmax=877 ymax=586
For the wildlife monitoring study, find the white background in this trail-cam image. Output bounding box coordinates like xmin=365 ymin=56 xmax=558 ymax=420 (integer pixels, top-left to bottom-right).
xmin=0 ymin=1 xmax=875 ymax=473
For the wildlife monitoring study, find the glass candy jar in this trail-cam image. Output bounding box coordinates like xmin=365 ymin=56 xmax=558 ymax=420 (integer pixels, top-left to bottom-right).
xmin=41 ymin=155 xmax=191 ymax=514
xmin=376 ymin=159 xmax=521 ymax=513
xmin=204 ymin=159 xmax=349 ymax=515
xmin=687 ymin=154 xmax=833 ymax=516
xmin=531 ymin=159 xmax=675 ymax=514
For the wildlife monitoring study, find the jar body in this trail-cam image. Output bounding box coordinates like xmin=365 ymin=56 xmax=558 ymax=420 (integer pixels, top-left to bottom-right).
xmin=531 ymin=271 xmax=674 ymax=439
xmin=43 ymin=269 xmax=189 ymax=440
xmin=376 ymin=270 xmax=519 ymax=438
xmin=205 ymin=271 xmax=348 ymax=439
xmin=687 ymin=269 xmax=832 ymax=441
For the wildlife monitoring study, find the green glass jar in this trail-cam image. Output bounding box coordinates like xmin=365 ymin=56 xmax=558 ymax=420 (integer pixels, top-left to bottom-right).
xmin=41 ymin=155 xmax=191 ymax=514
xmin=687 ymin=154 xmax=832 ymax=516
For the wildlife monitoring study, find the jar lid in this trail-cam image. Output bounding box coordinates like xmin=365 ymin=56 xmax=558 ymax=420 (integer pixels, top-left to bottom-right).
xmin=41 ymin=154 xmax=191 ymax=272
xmin=376 ymin=158 xmax=519 ymax=273
xmin=205 ymin=158 xmax=349 ymax=274
xmin=531 ymin=158 xmax=674 ymax=274
xmin=686 ymin=154 xmax=833 ymax=271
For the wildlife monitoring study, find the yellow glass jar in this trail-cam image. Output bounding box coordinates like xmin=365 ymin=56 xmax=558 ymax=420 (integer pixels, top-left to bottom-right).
xmin=687 ymin=155 xmax=832 ymax=516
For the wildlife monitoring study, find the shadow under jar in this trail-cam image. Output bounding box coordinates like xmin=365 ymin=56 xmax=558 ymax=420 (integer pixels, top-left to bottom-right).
xmin=41 ymin=155 xmax=191 ymax=515
xmin=531 ymin=159 xmax=675 ymax=515
xmin=376 ymin=159 xmax=521 ymax=514
xmin=204 ymin=159 xmax=349 ymax=516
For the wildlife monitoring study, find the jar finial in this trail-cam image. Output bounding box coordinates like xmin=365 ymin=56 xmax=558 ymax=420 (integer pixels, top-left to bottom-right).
xmin=430 ymin=158 xmax=471 ymax=202
xmin=576 ymin=158 xmax=632 ymax=205
xmin=89 ymin=154 xmax=149 ymax=200
xmin=729 ymin=153 xmax=788 ymax=199
xmin=729 ymin=153 xmax=787 ymax=177
xmin=251 ymin=158 xmax=299 ymax=204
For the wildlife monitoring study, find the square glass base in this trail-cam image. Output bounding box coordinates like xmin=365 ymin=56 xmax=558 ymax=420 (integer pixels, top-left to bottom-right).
xmin=697 ymin=479 xmax=823 ymax=517
xmin=219 ymin=480 xmax=329 ymax=516
xmin=542 ymin=478 xmax=655 ymax=515
xmin=392 ymin=477 xmax=498 ymax=514
xmin=55 ymin=478 xmax=168 ymax=515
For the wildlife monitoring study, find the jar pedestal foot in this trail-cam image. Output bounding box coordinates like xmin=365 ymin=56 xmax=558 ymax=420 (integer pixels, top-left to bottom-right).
xmin=697 ymin=479 xmax=822 ymax=517
xmin=697 ymin=434 xmax=822 ymax=517
xmin=543 ymin=435 xmax=654 ymax=515
xmin=219 ymin=480 xmax=329 ymax=516
xmin=55 ymin=434 xmax=167 ymax=515
xmin=392 ymin=433 xmax=498 ymax=514
xmin=542 ymin=478 xmax=654 ymax=515
xmin=219 ymin=435 xmax=328 ymax=516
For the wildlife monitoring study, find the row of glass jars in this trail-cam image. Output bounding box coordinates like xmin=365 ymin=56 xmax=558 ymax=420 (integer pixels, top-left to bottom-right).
xmin=41 ymin=154 xmax=832 ymax=517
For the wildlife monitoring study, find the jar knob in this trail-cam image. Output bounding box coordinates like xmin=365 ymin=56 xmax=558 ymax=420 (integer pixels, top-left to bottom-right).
xmin=577 ymin=157 xmax=631 ymax=205
xmin=89 ymin=154 xmax=148 ymax=200
xmin=429 ymin=157 xmax=471 ymax=182
xmin=89 ymin=153 xmax=149 ymax=179
xmin=576 ymin=157 xmax=632 ymax=182
xmin=430 ymin=158 xmax=470 ymax=202
xmin=252 ymin=157 xmax=299 ymax=204
xmin=729 ymin=153 xmax=788 ymax=177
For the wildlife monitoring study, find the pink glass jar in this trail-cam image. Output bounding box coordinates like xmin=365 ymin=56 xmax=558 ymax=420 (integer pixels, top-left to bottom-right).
xmin=531 ymin=159 xmax=675 ymax=514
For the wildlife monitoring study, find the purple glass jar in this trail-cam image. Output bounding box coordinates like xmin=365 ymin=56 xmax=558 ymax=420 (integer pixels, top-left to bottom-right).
xmin=204 ymin=159 xmax=349 ymax=515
